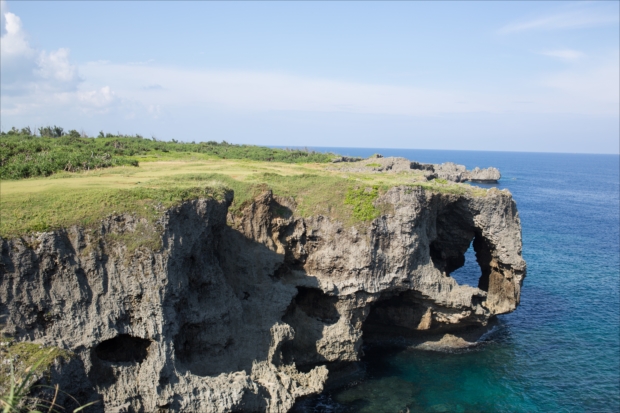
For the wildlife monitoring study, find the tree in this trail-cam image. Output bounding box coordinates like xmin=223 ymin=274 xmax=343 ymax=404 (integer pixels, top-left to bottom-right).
xmin=52 ymin=126 xmax=64 ymax=137
xmin=39 ymin=126 xmax=64 ymax=138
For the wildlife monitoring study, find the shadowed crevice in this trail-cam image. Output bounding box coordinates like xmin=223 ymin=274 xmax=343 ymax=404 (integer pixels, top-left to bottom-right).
xmin=94 ymin=334 xmax=151 ymax=363
xmin=281 ymin=287 xmax=340 ymax=369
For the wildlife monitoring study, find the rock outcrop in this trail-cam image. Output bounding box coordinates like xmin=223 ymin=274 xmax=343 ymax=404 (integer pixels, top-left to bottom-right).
xmin=0 ymin=186 xmax=525 ymax=412
xmin=467 ymin=166 xmax=501 ymax=182
xmin=412 ymin=161 xmax=501 ymax=183
xmin=331 ymin=157 xmax=501 ymax=183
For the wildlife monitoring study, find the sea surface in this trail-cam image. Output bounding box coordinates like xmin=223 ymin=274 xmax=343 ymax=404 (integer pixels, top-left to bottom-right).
xmin=290 ymin=148 xmax=620 ymax=413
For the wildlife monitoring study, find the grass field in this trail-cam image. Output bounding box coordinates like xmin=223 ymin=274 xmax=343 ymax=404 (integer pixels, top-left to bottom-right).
xmin=0 ymin=154 xmax=484 ymax=238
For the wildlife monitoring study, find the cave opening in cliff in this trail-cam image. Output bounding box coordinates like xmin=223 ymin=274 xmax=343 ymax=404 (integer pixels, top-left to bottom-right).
xmin=472 ymin=233 xmax=493 ymax=292
xmin=429 ymin=206 xmax=492 ymax=291
xmin=448 ymin=240 xmax=482 ymax=288
xmin=444 ymin=232 xmax=494 ymax=292
xmin=94 ymin=334 xmax=151 ymax=363
xmin=281 ymin=287 xmax=340 ymax=370
xmin=362 ymin=291 xmax=432 ymax=339
xmin=289 ymin=287 xmax=340 ymax=324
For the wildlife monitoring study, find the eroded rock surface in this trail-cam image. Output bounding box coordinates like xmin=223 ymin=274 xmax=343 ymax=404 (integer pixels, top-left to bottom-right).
xmin=0 ymin=186 xmax=525 ymax=412
xmin=332 ymin=156 xmax=501 ymax=183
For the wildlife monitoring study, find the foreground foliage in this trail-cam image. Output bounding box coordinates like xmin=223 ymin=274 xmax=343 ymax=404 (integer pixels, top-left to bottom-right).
xmin=0 ymin=335 xmax=98 ymax=413
xmin=0 ymin=133 xmax=335 ymax=180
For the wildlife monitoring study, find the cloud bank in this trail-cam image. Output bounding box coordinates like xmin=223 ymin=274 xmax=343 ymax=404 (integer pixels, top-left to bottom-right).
xmin=539 ymin=49 xmax=585 ymax=61
xmin=0 ymin=0 xmax=115 ymax=116
xmin=499 ymin=8 xmax=619 ymax=34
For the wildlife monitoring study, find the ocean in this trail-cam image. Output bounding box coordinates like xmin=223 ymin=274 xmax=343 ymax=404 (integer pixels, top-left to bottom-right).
xmin=290 ymin=148 xmax=620 ymax=413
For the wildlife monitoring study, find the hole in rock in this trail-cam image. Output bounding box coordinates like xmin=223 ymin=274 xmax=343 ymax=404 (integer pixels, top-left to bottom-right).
xmin=473 ymin=234 xmax=493 ymax=292
xmin=362 ymin=291 xmax=485 ymax=339
xmin=429 ymin=221 xmax=493 ymax=292
xmin=94 ymin=334 xmax=151 ymax=363
xmin=173 ymin=321 xmax=243 ymax=377
xmin=281 ymin=287 xmax=340 ymax=368
xmin=292 ymin=287 xmax=339 ymax=325
xmin=449 ymin=240 xmax=482 ymax=288
xmin=362 ymin=291 xmax=431 ymax=338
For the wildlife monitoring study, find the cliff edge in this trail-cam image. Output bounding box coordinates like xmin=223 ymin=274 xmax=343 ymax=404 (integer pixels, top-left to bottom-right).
xmin=0 ymin=186 xmax=525 ymax=412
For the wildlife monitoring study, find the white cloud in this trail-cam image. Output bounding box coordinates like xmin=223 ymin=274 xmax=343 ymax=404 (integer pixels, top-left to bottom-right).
xmin=541 ymin=61 xmax=619 ymax=114
xmin=76 ymin=60 xmax=619 ymax=118
xmin=0 ymin=4 xmax=38 ymax=94
xmin=0 ymin=1 xmax=116 ymax=118
xmin=539 ymin=49 xmax=585 ymax=61
xmin=0 ymin=1 xmax=80 ymax=95
xmin=78 ymin=86 xmax=115 ymax=108
xmin=37 ymin=48 xmax=79 ymax=83
xmin=1 ymin=10 xmax=33 ymax=59
xmin=499 ymin=9 xmax=618 ymax=34
xmin=79 ymin=62 xmax=497 ymax=116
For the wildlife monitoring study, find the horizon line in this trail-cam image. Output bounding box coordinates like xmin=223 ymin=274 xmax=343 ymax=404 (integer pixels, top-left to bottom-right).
xmin=269 ymin=144 xmax=620 ymax=157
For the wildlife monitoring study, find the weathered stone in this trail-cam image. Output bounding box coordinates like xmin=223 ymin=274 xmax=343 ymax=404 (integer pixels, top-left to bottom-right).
xmin=332 ymin=156 xmax=501 ymax=183
xmin=0 ymin=186 xmax=525 ymax=412
xmin=467 ymin=166 xmax=501 ymax=182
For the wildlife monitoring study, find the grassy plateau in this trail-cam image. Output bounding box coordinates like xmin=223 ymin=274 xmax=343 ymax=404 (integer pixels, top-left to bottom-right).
xmin=0 ymin=134 xmax=485 ymax=238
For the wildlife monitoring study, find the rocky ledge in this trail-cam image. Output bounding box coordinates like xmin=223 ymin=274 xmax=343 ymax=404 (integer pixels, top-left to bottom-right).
xmin=331 ymin=156 xmax=501 ymax=183
xmin=0 ymin=186 xmax=525 ymax=412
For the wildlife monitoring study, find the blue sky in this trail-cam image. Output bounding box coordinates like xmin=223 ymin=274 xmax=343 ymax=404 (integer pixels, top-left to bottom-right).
xmin=1 ymin=1 xmax=618 ymax=153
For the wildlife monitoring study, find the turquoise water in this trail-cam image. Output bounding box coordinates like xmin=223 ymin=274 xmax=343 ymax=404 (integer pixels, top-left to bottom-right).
xmin=292 ymin=149 xmax=620 ymax=413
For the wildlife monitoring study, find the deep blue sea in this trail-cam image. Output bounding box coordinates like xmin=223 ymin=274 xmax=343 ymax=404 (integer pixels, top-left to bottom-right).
xmin=291 ymin=148 xmax=620 ymax=413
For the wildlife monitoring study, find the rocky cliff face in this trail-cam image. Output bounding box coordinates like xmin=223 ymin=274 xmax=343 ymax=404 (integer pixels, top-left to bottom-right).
xmin=0 ymin=186 xmax=525 ymax=412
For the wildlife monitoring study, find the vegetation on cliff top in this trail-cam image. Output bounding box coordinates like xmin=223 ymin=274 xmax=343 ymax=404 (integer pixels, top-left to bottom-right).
xmin=344 ymin=186 xmax=381 ymax=221
xmin=0 ymin=128 xmax=485 ymax=238
xmin=0 ymin=130 xmax=335 ymax=180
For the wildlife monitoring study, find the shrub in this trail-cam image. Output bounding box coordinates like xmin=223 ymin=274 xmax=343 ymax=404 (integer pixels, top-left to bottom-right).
xmin=0 ymin=131 xmax=336 ymax=180
xmin=344 ymin=186 xmax=381 ymax=221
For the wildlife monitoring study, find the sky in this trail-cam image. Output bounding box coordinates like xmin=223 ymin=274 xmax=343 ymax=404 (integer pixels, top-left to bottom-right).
xmin=0 ymin=1 xmax=618 ymax=153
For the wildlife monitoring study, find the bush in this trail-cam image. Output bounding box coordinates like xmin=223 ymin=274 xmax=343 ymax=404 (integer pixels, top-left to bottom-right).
xmin=344 ymin=186 xmax=381 ymax=221
xmin=0 ymin=130 xmax=336 ymax=180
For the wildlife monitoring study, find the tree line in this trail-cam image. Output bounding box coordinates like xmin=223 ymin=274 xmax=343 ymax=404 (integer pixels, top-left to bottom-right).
xmin=0 ymin=126 xmax=335 ymax=180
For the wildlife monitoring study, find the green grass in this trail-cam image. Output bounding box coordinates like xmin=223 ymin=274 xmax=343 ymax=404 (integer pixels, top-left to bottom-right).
xmin=0 ymin=134 xmax=336 ymax=180
xmin=0 ymin=185 xmax=216 ymax=238
xmin=0 ymin=333 xmax=98 ymax=413
xmin=0 ymin=335 xmax=70 ymax=392
xmin=163 ymin=172 xmax=361 ymax=224
xmin=344 ymin=186 xmax=381 ymax=221
xmin=365 ymin=163 xmax=382 ymax=168
xmin=0 ymin=154 xmax=487 ymax=239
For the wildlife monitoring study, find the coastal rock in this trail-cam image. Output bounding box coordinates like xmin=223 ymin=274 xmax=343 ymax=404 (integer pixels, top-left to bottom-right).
xmin=333 ymin=157 xmax=501 ymax=183
xmin=331 ymin=156 xmax=416 ymax=173
xmin=467 ymin=166 xmax=501 ymax=182
xmin=431 ymin=162 xmax=468 ymax=182
xmin=330 ymin=156 xmax=362 ymax=163
xmin=0 ymin=187 xmax=525 ymax=412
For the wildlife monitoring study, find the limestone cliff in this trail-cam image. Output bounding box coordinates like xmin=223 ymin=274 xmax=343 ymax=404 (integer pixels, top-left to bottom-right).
xmin=330 ymin=156 xmax=501 ymax=183
xmin=0 ymin=186 xmax=525 ymax=412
